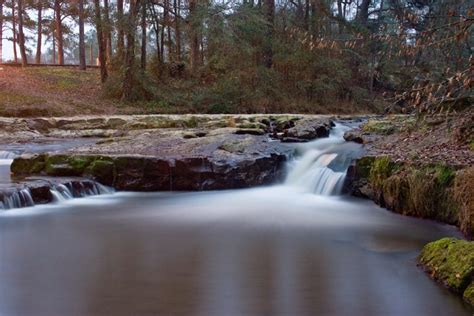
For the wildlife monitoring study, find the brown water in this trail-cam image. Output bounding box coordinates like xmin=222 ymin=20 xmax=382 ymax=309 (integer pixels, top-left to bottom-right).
xmin=0 ymin=188 xmax=471 ymax=316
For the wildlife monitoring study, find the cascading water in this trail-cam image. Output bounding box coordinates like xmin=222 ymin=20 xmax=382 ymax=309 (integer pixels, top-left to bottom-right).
xmin=284 ymin=122 xmax=363 ymax=195
xmin=48 ymin=182 xmax=113 ymax=203
xmin=0 ymin=146 xmax=113 ymax=210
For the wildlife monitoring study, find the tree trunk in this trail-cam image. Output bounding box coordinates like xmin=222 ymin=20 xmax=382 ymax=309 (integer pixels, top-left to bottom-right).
xmin=103 ymin=0 xmax=112 ymax=63
xmin=175 ymin=0 xmax=181 ymax=61
xmin=93 ymin=0 xmax=108 ymax=82
xmin=117 ymin=0 xmax=125 ymax=59
xmin=140 ymin=0 xmax=146 ymax=70
xmin=149 ymin=4 xmax=162 ymax=63
xmin=358 ymin=0 xmax=371 ymax=26
xmin=188 ymin=0 xmax=200 ymax=72
xmin=17 ymin=0 xmax=27 ymax=66
xmin=35 ymin=1 xmax=42 ymax=64
xmin=78 ymin=0 xmax=86 ymax=70
xmin=52 ymin=35 xmax=56 ymax=63
xmin=12 ymin=2 xmax=18 ymax=63
xmin=122 ymin=0 xmax=141 ymax=101
xmin=0 ymin=0 xmax=3 ymax=62
xmin=54 ymin=0 xmax=64 ymax=64
xmin=262 ymin=0 xmax=274 ymax=68
xmin=89 ymin=43 xmax=94 ymax=65
xmin=163 ymin=0 xmax=170 ymax=61
xmin=303 ymin=0 xmax=309 ymax=31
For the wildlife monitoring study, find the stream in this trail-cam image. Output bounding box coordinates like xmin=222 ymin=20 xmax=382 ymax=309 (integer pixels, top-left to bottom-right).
xmin=0 ymin=124 xmax=471 ymax=316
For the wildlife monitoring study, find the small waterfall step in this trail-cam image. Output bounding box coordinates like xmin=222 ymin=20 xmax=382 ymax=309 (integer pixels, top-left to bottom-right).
xmin=0 ymin=179 xmax=113 ymax=210
xmin=284 ymin=123 xmax=363 ymax=196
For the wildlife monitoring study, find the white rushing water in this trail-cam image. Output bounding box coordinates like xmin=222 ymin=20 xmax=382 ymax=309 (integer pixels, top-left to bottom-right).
xmin=284 ymin=123 xmax=362 ymax=195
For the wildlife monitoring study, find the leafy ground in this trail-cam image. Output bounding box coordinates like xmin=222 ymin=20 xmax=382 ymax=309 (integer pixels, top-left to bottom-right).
xmin=353 ymin=111 xmax=474 ymax=167
xmin=0 ymin=65 xmax=383 ymax=117
xmin=0 ymin=66 xmax=122 ymax=117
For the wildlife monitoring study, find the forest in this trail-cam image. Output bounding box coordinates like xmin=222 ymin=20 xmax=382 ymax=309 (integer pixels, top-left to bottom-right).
xmin=0 ymin=0 xmax=474 ymax=314
xmin=0 ymin=0 xmax=472 ymax=114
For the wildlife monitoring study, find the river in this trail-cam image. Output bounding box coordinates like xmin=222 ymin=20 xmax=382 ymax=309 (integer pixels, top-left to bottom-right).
xmin=0 ymin=124 xmax=471 ymax=316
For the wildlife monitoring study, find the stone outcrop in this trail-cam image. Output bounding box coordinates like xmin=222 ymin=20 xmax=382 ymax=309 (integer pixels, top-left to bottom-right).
xmin=5 ymin=115 xmax=339 ymax=192
xmin=10 ymin=127 xmax=295 ymax=191
xmin=283 ymin=118 xmax=333 ymax=141
xmin=12 ymin=152 xmax=288 ymax=191
xmin=418 ymin=238 xmax=474 ymax=307
xmin=344 ymin=157 xmax=474 ymax=239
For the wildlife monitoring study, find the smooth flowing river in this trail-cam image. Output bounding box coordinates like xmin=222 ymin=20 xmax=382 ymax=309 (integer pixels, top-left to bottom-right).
xmin=0 ymin=125 xmax=471 ymax=316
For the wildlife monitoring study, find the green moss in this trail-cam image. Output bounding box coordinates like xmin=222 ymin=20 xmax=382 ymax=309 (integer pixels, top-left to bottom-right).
xmin=11 ymin=154 xmax=47 ymax=175
xmin=68 ymin=156 xmax=93 ymax=172
xmin=184 ymin=116 xmax=200 ymax=128
xmin=434 ymin=164 xmax=455 ymax=186
xmin=85 ymin=158 xmax=116 ymax=185
xmin=362 ymin=120 xmax=396 ymax=135
xmin=469 ymin=139 xmax=474 ymax=151
xmin=354 ymin=156 xmax=375 ymax=179
xmin=382 ymin=173 xmax=410 ymax=213
xmin=463 ymin=282 xmax=474 ymax=306
xmin=218 ymin=138 xmax=253 ymax=153
xmin=418 ymin=238 xmax=474 ymax=293
xmin=369 ymin=156 xmax=397 ymax=188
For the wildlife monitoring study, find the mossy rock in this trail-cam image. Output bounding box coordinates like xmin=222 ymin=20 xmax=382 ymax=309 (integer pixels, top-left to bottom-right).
xmin=237 ymin=121 xmax=268 ymax=130
xmin=369 ymin=156 xmax=398 ymax=188
xmin=44 ymin=155 xmax=93 ymax=176
xmin=418 ymin=238 xmax=474 ymax=293
xmin=463 ymin=282 xmax=474 ymax=306
xmin=11 ymin=153 xmax=47 ymax=175
xmin=382 ymin=173 xmax=411 ymax=213
xmin=84 ymin=158 xmax=115 ymax=185
xmin=219 ymin=138 xmax=253 ymax=153
xmin=354 ymin=156 xmax=375 ymax=179
xmin=362 ymin=120 xmax=396 ymax=135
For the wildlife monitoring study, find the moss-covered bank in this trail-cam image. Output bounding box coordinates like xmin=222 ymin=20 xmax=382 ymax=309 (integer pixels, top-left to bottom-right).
xmin=346 ymin=157 xmax=474 ymax=239
xmin=418 ymin=238 xmax=474 ymax=307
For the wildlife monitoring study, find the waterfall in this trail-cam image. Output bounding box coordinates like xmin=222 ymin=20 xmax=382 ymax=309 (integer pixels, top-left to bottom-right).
xmin=0 ymin=188 xmax=35 ymax=209
xmin=284 ymin=123 xmax=362 ymax=196
xmin=0 ymin=182 xmax=114 ymax=210
xmin=49 ymin=182 xmax=114 ymax=203
xmin=0 ymin=151 xmax=17 ymax=159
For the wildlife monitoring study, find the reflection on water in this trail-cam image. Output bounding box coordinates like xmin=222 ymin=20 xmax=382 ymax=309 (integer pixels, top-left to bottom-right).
xmin=0 ymin=188 xmax=470 ymax=316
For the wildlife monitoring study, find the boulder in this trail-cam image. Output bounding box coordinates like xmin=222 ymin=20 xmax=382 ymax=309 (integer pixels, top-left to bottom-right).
xmin=343 ymin=131 xmax=364 ymax=144
xmin=418 ymin=238 xmax=474 ymax=307
xmin=285 ymin=118 xmax=333 ymax=141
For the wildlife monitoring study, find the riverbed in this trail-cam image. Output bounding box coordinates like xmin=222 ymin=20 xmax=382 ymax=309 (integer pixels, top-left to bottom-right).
xmin=0 ymin=124 xmax=471 ymax=316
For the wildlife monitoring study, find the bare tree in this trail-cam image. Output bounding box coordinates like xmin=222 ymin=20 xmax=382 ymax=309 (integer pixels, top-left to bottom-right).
xmin=35 ymin=0 xmax=42 ymax=64
xmin=103 ymin=0 xmax=112 ymax=62
xmin=0 ymin=0 xmax=4 ymax=62
xmin=94 ymin=0 xmax=107 ymax=81
xmin=116 ymin=0 xmax=125 ymax=59
xmin=12 ymin=1 xmax=18 ymax=63
xmin=54 ymin=0 xmax=64 ymax=64
xmin=122 ymin=0 xmax=141 ymax=100
xmin=188 ymin=0 xmax=200 ymax=72
xmin=140 ymin=0 xmax=146 ymax=70
xmin=17 ymin=0 xmax=27 ymax=66
xmin=78 ymin=0 xmax=86 ymax=69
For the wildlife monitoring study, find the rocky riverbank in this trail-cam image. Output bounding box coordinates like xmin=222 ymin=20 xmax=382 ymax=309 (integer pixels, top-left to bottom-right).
xmin=343 ymin=112 xmax=474 ymax=239
xmin=342 ymin=111 xmax=474 ymax=307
